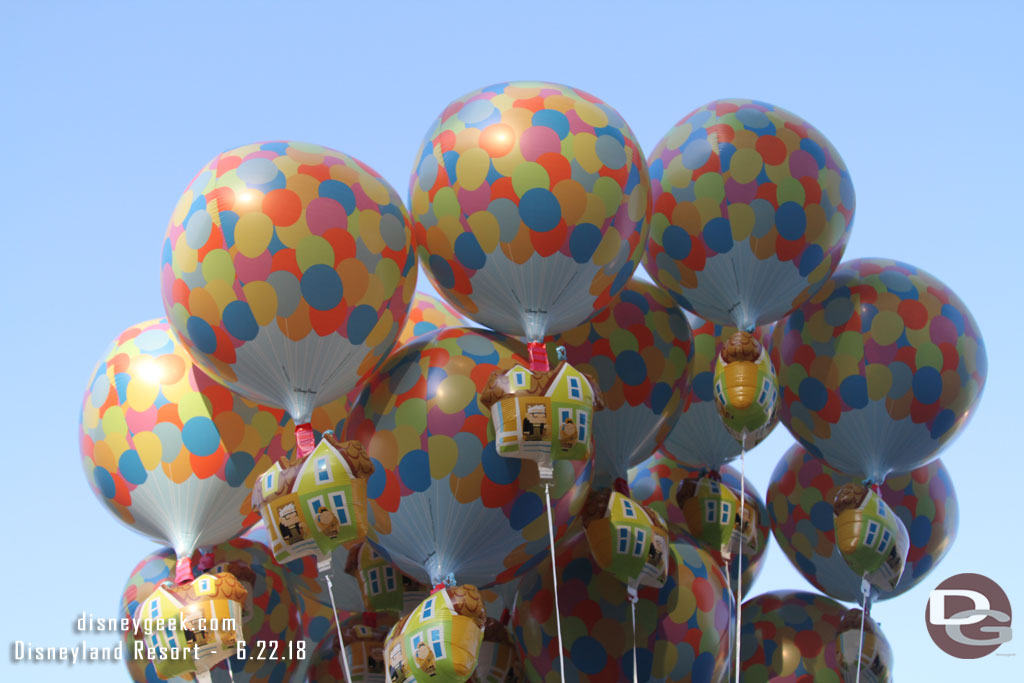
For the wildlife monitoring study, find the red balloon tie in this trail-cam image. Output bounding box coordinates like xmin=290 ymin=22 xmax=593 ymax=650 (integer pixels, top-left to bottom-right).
xmin=528 ymin=342 xmax=549 ymax=373
xmin=296 ymin=423 xmax=315 ymax=460
xmin=500 ymin=608 xmax=511 ymax=626
xmin=174 ymin=556 xmax=194 ymax=585
xmin=363 ymin=612 xmax=377 ymax=628
xmin=613 ymin=478 xmax=630 ymax=496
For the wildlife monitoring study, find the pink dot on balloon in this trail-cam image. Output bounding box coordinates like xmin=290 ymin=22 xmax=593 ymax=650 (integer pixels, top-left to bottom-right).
xmin=520 ymin=126 xmax=562 ymax=162
xmin=788 ymin=149 xmax=819 ymax=180
xmin=306 ymin=197 xmax=348 ymax=235
xmin=929 ymin=315 xmax=959 ymax=345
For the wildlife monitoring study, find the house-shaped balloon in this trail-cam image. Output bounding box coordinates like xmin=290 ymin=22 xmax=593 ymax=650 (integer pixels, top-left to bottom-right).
xmin=481 ymin=357 xmax=604 ymax=479
xmin=833 ymin=483 xmax=910 ymax=592
xmin=836 ymin=609 xmax=893 ymax=683
xmin=343 ymin=618 xmax=391 ymax=682
xmin=252 ymin=433 xmax=374 ymax=572
xmin=581 ymin=489 xmax=670 ymax=596
xmin=472 ymin=618 xmax=523 ymax=683
xmin=712 ymin=331 xmax=779 ymax=449
xmin=345 ymin=541 xmax=429 ymax=614
xmin=676 ymin=474 xmax=751 ymax=564
xmin=134 ymin=571 xmax=247 ymax=682
xmin=384 ymin=585 xmax=487 ymax=683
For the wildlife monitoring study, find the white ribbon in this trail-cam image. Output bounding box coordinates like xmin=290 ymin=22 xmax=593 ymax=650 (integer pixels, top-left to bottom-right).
xmin=545 ymin=482 xmax=567 ymax=682
xmin=325 ymin=574 xmax=353 ymax=683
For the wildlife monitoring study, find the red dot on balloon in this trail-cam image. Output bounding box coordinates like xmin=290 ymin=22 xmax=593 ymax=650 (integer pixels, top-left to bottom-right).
xmin=537 ymin=152 xmax=572 ymax=188
xmin=216 ymin=155 xmax=241 ymax=177
xmin=794 ymin=630 xmax=822 ymax=658
xmin=479 ymin=124 xmax=516 ymax=158
xmin=756 ymin=135 xmax=787 ymax=166
xmin=939 ymin=343 xmax=959 ymax=372
xmin=489 ymin=176 xmax=518 ymax=204
xmin=898 ymin=299 xmax=929 ymax=330
xmin=206 ymin=186 xmax=235 ymax=213
xmin=755 ymin=182 xmax=778 ymax=207
xmin=262 ymin=189 xmax=303 ymax=227
xmin=513 ymin=96 xmax=544 ymax=113
xmin=692 ymin=576 xmax=714 ymax=612
xmin=436 ymin=130 xmax=457 ymax=154
xmin=654 ymin=192 xmax=677 ymax=217
xmin=799 ymin=177 xmax=822 ymax=206
xmin=713 ymin=102 xmax=740 ymax=116
xmin=708 ymin=123 xmax=735 ymax=145
xmin=299 ymin=164 xmax=331 ymax=182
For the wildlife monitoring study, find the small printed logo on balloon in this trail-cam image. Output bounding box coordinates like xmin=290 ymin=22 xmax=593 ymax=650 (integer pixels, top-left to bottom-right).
xmin=925 ymin=573 xmax=1012 ymax=658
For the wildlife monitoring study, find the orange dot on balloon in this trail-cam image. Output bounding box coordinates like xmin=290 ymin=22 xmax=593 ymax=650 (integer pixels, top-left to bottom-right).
xmin=480 ymin=124 xmax=517 ymax=157
xmin=898 ymin=299 xmax=929 ymax=330
xmin=262 ymin=189 xmax=303 ymax=226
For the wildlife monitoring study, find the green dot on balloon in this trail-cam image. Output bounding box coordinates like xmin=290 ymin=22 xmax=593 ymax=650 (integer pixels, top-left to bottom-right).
xmin=915 ymin=342 xmax=943 ymax=370
xmin=694 ymin=173 xmax=725 ymax=202
xmin=835 ymin=330 xmax=864 ymax=360
xmin=593 ymin=176 xmax=624 ymax=216
xmin=201 ymin=249 xmax=235 ymax=283
xmin=395 ymin=398 xmax=428 ymax=433
xmin=435 ymin=375 xmax=476 ymax=414
xmin=433 ymin=187 xmax=461 ymax=218
xmin=608 ymin=328 xmax=640 ymax=355
xmin=776 ymin=177 xmax=806 ymax=206
xmin=296 ymin=235 xmax=334 ymax=271
xmin=511 ymin=162 xmax=550 ymax=197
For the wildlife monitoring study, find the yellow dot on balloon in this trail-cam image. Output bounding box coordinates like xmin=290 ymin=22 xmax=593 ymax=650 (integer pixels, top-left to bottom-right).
xmin=593 ymin=176 xmax=624 ymax=217
xmin=178 ymin=391 xmax=212 ymax=423
xmin=627 ymin=181 xmax=649 ymax=223
xmin=728 ymin=203 xmax=756 ymax=241
xmin=133 ymin=431 xmax=163 ymax=470
xmin=866 ymin=363 xmax=893 ymax=401
xmin=427 ymin=434 xmax=458 ymax=479
xmin=235 ymin=212 xmax=274 ymax=259
xmin=100 ymin=406 xmax=128 ymax=438
xmin=126 ymin=374 xmax=160 ymax=412
xmin=729 ymin=147 xmax=764 ymax=184
xmin=575 ymin=100 xmax=609 ymax=128
xmin=92 ymin=439 xmax=118 ymax=472
xmin=467 ymin=211 xmax=500 ymax=253
xmin=201 ymin=249 xmax=235 ymax=283
xmin=434 ymin=375 xmax=476 ymax=415
xmin=296 ymin=235 xmax=334 ymax=271
xmin=366 ymin=310 xmax=395 ymax=348
xmin=171 ymin=190 xmax=194 ymax=227
xmin=870 ymin=310 xmax=905 ymax=346
xmin=172 ymin=241 xmax=199 ymax=275
xmin=511 ymin=162 xmax=550 ymax=197
xmin=205 ymin=280 xmax=237 ymax=316
xmin=572 ymin=133 xmax=601 ymax=174
xmin=433 ymin=186 xmax=461 ymax=218
xmin=357 ymin=210 xmax=385 ymax=254
xmin=456 ymin=148 xmax=491 ymax=191
xmin=243 ymin=280 xmax=278 ymax=326
xmin=360 ymin=176 xmax=392 ymax=205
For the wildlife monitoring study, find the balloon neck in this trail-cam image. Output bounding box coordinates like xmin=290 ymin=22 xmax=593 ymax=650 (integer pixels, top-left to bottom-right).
xmin=528 ymin=342 xmax=549 ymax=373
xmin=196 ymin=550 xmax=215 ymax=573
xmin=174 ymin=556 xmax=194 ymax=585
xmin=500 ymin=608 xmax=511 ymax=626
xmin=612 ymin=478 xmax=630 ymax=496
xmin=706 ymin=468 xmax=723 ymax=483
xmin=295 ymin=423 xmax=315 ymax=460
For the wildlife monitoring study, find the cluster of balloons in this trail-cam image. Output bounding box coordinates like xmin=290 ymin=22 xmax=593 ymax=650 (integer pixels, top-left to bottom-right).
xmin=78 ymin=80 xmax=986 ymax=682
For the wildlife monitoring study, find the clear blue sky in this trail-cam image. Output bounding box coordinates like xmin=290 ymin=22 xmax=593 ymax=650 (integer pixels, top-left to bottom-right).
xmin=3 ymin=1 xmax=1021 ymax=680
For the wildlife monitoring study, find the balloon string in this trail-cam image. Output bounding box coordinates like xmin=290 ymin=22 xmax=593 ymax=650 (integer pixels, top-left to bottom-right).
xmin=325 ymin=574 xmax=353 ymax=683
xmin=630 ymin=591 xmax=639 ymax=683
xmin=733 ymin=443 xmax=746 ymax=683
xmin=856 ymin=577 xmax=870 ymax=683
xmin=545 ymin=483 xmax=566 ymax=682
xmin=227 ymin=660 xmax=236 ymax=683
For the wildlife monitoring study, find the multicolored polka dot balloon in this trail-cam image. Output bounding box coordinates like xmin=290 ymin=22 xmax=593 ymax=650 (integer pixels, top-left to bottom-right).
xmin=399 ymin=291 xmax=471 ymax=345
xmin=513 ymin=533 xmax=732 ymax=683
xmin=161 ymin=141 xmax=417 ymax=425
xmin=662 ymin=313 xmax=775 ymax=470
xmin=771 ymin=258 xmax=987 ymax=481
xmin=121 ymin=537 xmax=302 ymax=683
xmin=645 ymin=99 xmax=855 ymax=330
xmin=341 ymin=327 xmax=592 ymax=587
xmin=767 ymin=443 xmax=958 ymax=603
xmin=409 ymin=81 xmax=651 ymax=342
xmin=80 ymin=319 xmax=290 ymax=577
xmin=738 ymin=590 xmax=852 ymax=682
xmin=629 ymin=449 xmax=769 ymax=600
xmin=549 ymin=278 xmax=693 ymax=484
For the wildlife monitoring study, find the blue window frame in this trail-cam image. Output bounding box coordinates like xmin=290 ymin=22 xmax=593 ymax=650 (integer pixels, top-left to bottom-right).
xmin=577 ymin=411 xmax=587 ymax=441
xmin=705 ymin=500 xmax=717 ymax=523
xmin=879 ymin=529 xmax=892 ymax=553
xmin=266 ymin=472 xmax=274 ymax=491
xmin=430 ymin=628 xmax=445 ymax=658
xmin=316 ymin=457 xmax=331 ymax=483
xmin=514 ymin=371 xmax=526 ymax=387
xmin=368 ymin=568 xmax=380 ymax=595
xmin=633 ymin=529 xmax=646 ymax=557
xmin=332 ymin=492 xmax=349 ymax=525
xmin=617 ymin=526 xmax=630 ymax=554
xmin=720 ymin=502 xmax=732 ymax=525
xmin=568 ymin=376 xmax=582 ymax=400
xmin=421 ymin=598 xmax=434 ymax=620
xmin=199 ymin=578 xmax=210 ymax=593
xmin=150 ymin=601 xmax=160 ymax=619
xmin=385 ymin=567 xmax=396 ymax=592
xmin=865 ymin=521 xmax=879 ymax=547
xmin=622 ymin=499 xmax=636 ymax=519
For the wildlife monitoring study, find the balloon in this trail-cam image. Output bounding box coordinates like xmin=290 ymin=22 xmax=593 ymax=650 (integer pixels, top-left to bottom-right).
xmin=772 ymin=257 xmax=987 ymax=481
xmin=161 ymin=141 xmax=417 ymax=424
xmin=306 ymin=612 xmax=395 ymax=683
xmin=80 ymin=319 xmax=289 ymax=579
xmin=409 ymin=81 xmax=651 ymax=341
xmin=767 ymin=443 xmax=957 ymax=602
xmin=580 ymin=489 xmax=670 ymax=595
xmin=629 ymin=450 xmax=769 ymax=599
xmin=513 ymin=533 xmax=732 ymax=683
xmin=645 ymin=98 xmax=855 ymax=330
xmin=836 ymin=609 xmax=893 ymax=682
xmin=549 ymin=278 xmax=694 ymax=484
xmin=661 ymin=314 xmax=775 ymax=470
xmin=739 ymin=590 xmax=849 ymax=682
xmin=384 ymin=585 xmax=487 ymax=683
xmin=121 ymin=537 xmax=302 ymax=683
xmin=713 ymin=330 xmax=779 ymax=448
xmin=252 ymin=434 xmax=374 ymax=567
xmin=475 ymin=618 xmax=525 ymax=682
xmin=342 ymin=327 xmax=592 ymax=587
xmin=400 ymin=291 xmax=471 ymax=345
xmin=833 ymin=483 xmax=909 ymax=593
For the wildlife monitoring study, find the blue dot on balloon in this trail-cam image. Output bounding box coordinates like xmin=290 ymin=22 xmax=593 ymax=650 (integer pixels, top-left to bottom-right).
xmin=615 ymin=350 xmax=647 ymax=387
xmin=187 ymin=316 xmax=218 ymax=354
xmin=799 ymin=138 xmax=827 ymax=169
xmin=318 ymin=180 xmax=356 ymax=215
xmin=301 ymin=264 xmax=344 ymax=311
xmin=182 ymin=416 xmax=220 ymax=456
xmin=509 ymin=493 xmax=543 ymax=530
xmin=366 ymin=459 xmax=386 ymax=499
xmin=428 ymin=254 xmax=455 ymax=290
xmin=398 ymin=449 xmax=431 ymax=492
xmin=224 ymin=452 xmax=254 ymax=487
xmin=702 ymin=217 xmax=733 ymax=253
xmin=680 ymin=136 xmax=712 ymax=170
xmin=454 ymin=232 xmax=487 ymax=270
xmin=912 ymin=366 xmax=942 ymax=404
xmin=347 ymin=305 xmax=378 ymax=345
xmin=839 ymin=171 xmax=856 ymax=209
xmin=810 ymin=501 xmax=834 ymax=531
xmin=914 ymin=554 xmax=933 ymax=577
xmin=941 ymin=304 xmax=966 ymax=335
xmin=569 ymin=223 xmax=602 ymax=264
xmin=650 ymin=382 xmax=672 ymax=414
xmin=518 ymin=187 xmax=561 ymax=232
xmin=119 ymin=450 xmax=147 ymax=485
xmin=222 ymin=300 xmax=259 ymax=341
xmin=839 ymin=375 xmax=869 ymax=409
xmin=662 ymin=224 xmax=691 ymax=260
xmin=718 ymin=142 xmax=737 ymax=175
xmin=571 ymin=636 xmax=606 ymax=674
xmin=692 ymin=651 xmax=716 ymax=681
xmin=799 ymin=377 xmax=829 ymax=411
xmin=94 ymin=466 xmax=116 ymax=499
xmin=611 ymin=261 xmax=633 ymax=295
xmin=260 ymin=141 xmax=289 ymax=154
xmin=564 ymin=556 xmax=593 ymax=584
xmin=930 ymin=408 xmax=957 ymax=439
xmin=532 ymin=109 xmax=570 ymax=139
xmin=219 ymin=211 xmax=239 ymax=249
xmin=910 ymin=515 xmax=932 ymax=548
xmin=307 ymin=615 xmax=331 ymax=643
xmin=776 ymin=202 xmax=807 ymax=240
xmin=482 ymin=441 xmax=520 ymax=486
xmin=798 ymin=244 xmax=825 ymax=277
xmin=622 ymin=647 xmax=653 ymax=682
xmin=442 ymin=150 xmax=459 ymax=183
